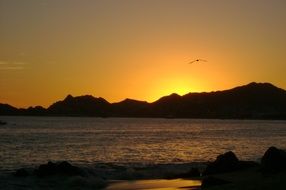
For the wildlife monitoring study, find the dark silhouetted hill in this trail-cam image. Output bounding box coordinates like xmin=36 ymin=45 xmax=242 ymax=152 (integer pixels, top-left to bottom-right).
xmin=0 ymin=103 xmax=19 ymax=115
xmin=1 ymin=82 xmax=286 ymax=119
xmin=112 ymin=99 xmax=149 ymax=117
xmin=47 ymin=95 xmax=111 ymax=116
xmin=22 ymin=106 xmax=47 ymax=116
xmin=150 ymin=82 xmax=286 ymax=119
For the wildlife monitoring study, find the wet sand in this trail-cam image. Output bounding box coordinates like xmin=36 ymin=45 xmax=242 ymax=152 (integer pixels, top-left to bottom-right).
xmin=106 ymin=179 xmax=201 ymax=190
xmin=2 ymin=160 xmax=286 ymax=190
xmin=0 ymin=163 xmax=204 ymax=190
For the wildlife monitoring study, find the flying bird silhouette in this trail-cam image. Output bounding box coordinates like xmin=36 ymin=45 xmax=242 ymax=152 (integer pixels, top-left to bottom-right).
xmin=189 ymin=59 xmax=207 ymax=64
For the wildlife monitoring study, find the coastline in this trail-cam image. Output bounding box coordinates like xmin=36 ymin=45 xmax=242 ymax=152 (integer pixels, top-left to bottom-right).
xmin=1 ymin=117 xmax=286 ymax=189
xmin=0 ymin=162 xmax=205 ymax=190
xmin=1 ymin=147 xmax=286 ymax=190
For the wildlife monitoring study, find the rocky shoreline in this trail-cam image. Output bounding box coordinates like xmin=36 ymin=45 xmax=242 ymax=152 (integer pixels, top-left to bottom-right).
xmin=201 ymin=146 xmax=286 ymax=189
xmin=1 ymin=146 xmax=286 ymax=189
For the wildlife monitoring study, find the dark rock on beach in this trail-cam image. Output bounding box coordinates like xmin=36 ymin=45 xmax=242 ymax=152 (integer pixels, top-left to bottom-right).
xmin=201 ymin=147 xmax=286 ymax=190
xmin=14 ymin=168 xmax=30 ymax=177
xmin=204 ymin=151 xmax=239 ymax=175
xmin=35 ymin=161 xmax=83 ymax=177
xmin=204 ymin=151 xmax=258 ymax=175
xmin=9 ymin=162 xmax=108 ymax=190
xmin=0 ymin=120 xmax=7 ymax=125
xmin=261 ymin=146 xmax=286 ymax=173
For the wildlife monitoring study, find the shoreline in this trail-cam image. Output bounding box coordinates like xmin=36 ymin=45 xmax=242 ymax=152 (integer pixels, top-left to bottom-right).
xmin=0 ymin=162 xmax=205 ymax=190
xmin=1 ymin=146 xmax=286 ymax=189
xmin=2 ymin=115 xmax=286 ymax=121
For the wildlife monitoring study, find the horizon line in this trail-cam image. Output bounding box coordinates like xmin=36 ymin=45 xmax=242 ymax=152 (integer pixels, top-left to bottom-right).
xmin=0 ymin=81 xmax=281 ymax=109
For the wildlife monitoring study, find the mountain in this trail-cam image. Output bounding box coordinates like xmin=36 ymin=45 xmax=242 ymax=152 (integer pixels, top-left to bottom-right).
xmin=47 ymin=95 xmax=111 ymax=116
xmin=112 ymin=99 xmax=149 ymax=117
xmin=151 ymin=82 xmax=286 ymax=119
xmin=0 ymin=103 xmax=19 ymax=115
xmin=1 ymin=82 xmax=286 ymax=119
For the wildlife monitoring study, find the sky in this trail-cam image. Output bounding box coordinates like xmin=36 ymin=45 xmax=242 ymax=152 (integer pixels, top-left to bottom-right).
xmin=0 ymin=0 xmax=286 ymax=108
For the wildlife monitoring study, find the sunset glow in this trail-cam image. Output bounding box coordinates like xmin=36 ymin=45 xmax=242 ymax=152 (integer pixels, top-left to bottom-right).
xmin=1 ymin=0 xmax=286 ymax=107
xmin=1 ymin=2 xmax=286 ymax=189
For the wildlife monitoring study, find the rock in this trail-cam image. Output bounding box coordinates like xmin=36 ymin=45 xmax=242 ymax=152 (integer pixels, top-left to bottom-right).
xmin=0 ymin=120 xmax=7 ymax=125
xmin=204 ymin=151 xmax=239 ymax=175
xmin=35 ymin=161 xmax=57 ymax=176
xmin=57 ymin=161 xmax=81 ymax=175
xmin=201 ymin=176 xmax=230 ymax=189
xmin=35 ymin=161 xmax=82 ymax=177
xmin=261 ymin=146 xmax=286 ymax=173
xmin=14 ymin=168 xmax=29 ymax=177
xmin=238 ymin=161 xmax=259 ymax=169
xmin=65 ymin=176 xmax=107 ymax=189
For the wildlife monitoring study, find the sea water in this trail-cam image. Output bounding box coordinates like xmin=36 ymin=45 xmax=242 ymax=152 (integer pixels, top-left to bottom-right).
xmin=0 ymin=116 xmax=286 ymax=171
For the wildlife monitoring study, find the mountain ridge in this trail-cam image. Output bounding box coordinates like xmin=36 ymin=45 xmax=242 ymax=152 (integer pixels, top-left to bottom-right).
xmin=1 ymin=82 xmax=286 ymax=119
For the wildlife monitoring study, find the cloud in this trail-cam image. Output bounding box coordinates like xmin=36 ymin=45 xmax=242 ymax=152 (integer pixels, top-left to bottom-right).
xmin=13 ymin=62 xmax=26 ymax=65
xmin=0 ymin=60 xmax=26 ymax=70
xmin=0 ymin=61 xmax=9 ymax=65
xmin=0 ymin=66 xmax=24 ymax=70
xmin=18 ymin=52 xmax=26 ymax=56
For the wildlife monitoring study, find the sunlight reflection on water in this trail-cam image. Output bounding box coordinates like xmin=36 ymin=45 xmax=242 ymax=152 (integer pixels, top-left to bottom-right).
xmin=0 ymin=116 xmax=286 ymax=170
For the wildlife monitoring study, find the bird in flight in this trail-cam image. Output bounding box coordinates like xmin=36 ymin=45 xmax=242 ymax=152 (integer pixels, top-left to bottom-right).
xmin=189 ymin=59 xmax=207 ymax=64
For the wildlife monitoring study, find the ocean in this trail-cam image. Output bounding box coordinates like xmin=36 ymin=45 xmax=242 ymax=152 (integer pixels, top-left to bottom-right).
xmin=0 ymin=116 xmax=286 ymax=171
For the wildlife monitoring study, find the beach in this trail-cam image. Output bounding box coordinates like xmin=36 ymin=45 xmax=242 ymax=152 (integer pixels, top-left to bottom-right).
xmin=2 ymin=149 xmax=286 ymax=190
xmin=0 ymin=117 xmax=286 ymax=189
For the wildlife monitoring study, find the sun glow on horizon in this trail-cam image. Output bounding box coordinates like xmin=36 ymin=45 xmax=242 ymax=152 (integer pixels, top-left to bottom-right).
xmin=144 ymin=77 xmax=208 ymax=102
xmin=0 ymin=1 xmax=286 ymax=107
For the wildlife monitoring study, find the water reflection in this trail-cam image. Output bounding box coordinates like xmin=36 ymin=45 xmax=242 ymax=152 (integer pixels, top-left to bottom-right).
xmin=1 ymin=116 xmax=286 ymax=170
xmin=106 ymin=179 xmax=201 ymax=190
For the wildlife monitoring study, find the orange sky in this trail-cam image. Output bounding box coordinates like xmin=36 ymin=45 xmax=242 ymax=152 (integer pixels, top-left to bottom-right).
xmin=1 ymin=0 xmax=286 ymax=108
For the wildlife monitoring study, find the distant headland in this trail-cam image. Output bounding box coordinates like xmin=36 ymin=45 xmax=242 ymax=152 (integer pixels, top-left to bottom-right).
xmin=1 ymin=82 xmax=286 ymax=119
